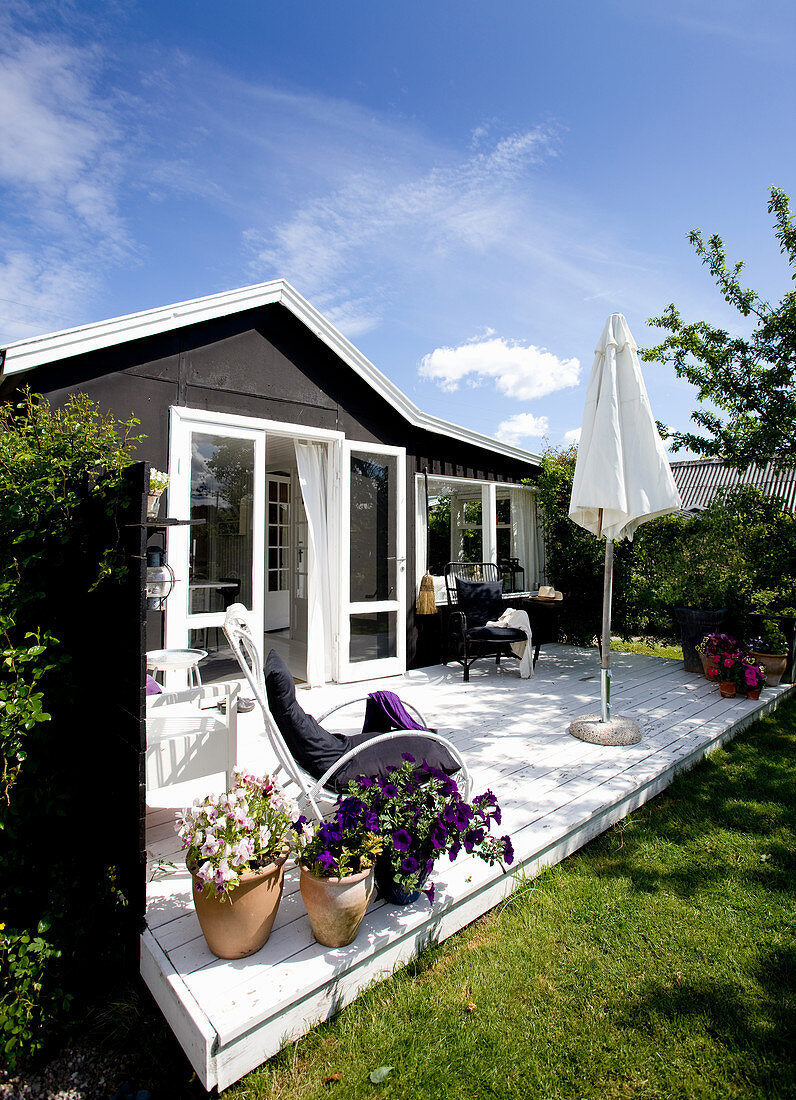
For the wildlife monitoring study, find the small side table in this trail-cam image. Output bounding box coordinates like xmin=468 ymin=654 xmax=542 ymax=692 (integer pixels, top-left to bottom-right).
xmin=146 ymin=647 xmax=208 ymax=688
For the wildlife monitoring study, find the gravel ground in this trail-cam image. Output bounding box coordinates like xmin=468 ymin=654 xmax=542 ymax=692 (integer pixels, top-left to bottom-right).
xmin=0 ymin=1046 xmax=151 ymax=1100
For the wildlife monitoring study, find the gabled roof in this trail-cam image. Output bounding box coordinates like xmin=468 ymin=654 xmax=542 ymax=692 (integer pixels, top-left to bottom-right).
xmin=670 ymin=458 xmax=796 ymax=512
xmin=0 ymin=279 xmax=540 ymax=466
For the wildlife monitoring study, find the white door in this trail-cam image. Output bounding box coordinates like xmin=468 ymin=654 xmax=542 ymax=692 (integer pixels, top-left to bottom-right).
xmin=265 ymin=474 xmax=291 ymax=631
xmin=166 ymin=419 xmax=265 ymax=654
xmin=291 ymin=474 xmax=309 ymax=647
xmin=337 ymin=442 xmax=406 ymax=682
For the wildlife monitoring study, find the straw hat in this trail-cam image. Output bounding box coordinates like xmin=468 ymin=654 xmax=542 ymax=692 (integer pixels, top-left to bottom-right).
xmin=537 ymin=585 xmax=563 ymax=601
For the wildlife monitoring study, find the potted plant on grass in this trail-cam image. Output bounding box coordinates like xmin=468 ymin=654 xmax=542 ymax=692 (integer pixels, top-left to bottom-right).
xmin=748 ymin=624 xmax=788 ymax=686
xmin=177 ymin=769 xmax=296 ymax=959
xmin=347 ymin=756 xmax=514 ymax=906
xmin=293 ymin=798 xmax=383 ymax=948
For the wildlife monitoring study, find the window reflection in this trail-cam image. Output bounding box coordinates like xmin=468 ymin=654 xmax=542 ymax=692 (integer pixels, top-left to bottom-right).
xmin=349 ymin=454 xmax=396 ymax=603
xmin=189 ymin=434 xmax=254 ymax=614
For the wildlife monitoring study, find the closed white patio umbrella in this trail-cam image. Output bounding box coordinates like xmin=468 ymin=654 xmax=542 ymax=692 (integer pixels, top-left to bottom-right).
xmin=568 ymin=313 xmax=681 ymax=744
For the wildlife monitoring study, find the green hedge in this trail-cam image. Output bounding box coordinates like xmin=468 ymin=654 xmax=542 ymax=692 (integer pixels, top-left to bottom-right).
xmin=535 ymin=447 xmax=796 ymax=645
xmin=0 ymin=392 xmax=141 ymax=1067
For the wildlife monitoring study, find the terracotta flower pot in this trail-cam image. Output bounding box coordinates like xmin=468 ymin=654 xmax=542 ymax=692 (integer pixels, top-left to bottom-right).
xmin=746 ymin=688 xmax=761 ymax=700
xmin=718 ymin=681 xmax=737 ymax=699
xmin=190 ymin=853 xmax=287 ymax=959
xmin=699 ymin=653 xmax=719 ymax=679
xmin=750 ymin=651 xmax=787 ymax=688
xmin=300 ymin=865 xmax=375 ymax=948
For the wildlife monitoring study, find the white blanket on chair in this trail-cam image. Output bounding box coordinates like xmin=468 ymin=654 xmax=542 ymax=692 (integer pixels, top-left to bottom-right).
xmin=486 ymin=607 xmax=534 ymax=679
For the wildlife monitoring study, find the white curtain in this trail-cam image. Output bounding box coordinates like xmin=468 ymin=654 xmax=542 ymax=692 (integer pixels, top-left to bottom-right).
xmin=509 ymin=488 xmax=538 ymax=592
xmin=295 ymin=442 xmax=333 ymax=687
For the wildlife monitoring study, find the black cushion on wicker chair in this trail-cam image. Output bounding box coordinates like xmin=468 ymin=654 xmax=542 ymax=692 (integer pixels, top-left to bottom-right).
xmin=265 ymin=650 xmax=347 ymax=776
xmin=454 ymin=576 xmax=504 ymax=627
xmin=467 ymin=624 xmax=527 ymax=642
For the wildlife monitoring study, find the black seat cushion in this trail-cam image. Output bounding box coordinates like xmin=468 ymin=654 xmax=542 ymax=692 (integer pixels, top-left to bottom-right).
xmin=329 ymin=730 xmax=461 ymax=793
xmin=455 ymin=576 xmax=504 ymax=627
xmin=467 ymin=625 xmax=527 ymax=642
xmin=264 ymin=650 xmax=347 ymax=777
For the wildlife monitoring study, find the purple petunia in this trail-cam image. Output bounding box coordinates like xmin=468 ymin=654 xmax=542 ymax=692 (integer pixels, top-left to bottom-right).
xmin=316 ymin=849 xmax=338 ymax=873
xmin=502 ymin=836 xmax=514 ymax=864
xmin=401 ymin=856 xmax=419 ymax=875
xmin=401 ymin=752 xmax=416 ymax=763
xmin=392 ymin=828 xmax=413 ymax=851
xmin=424 ymin=883 xmax=435 ymax=906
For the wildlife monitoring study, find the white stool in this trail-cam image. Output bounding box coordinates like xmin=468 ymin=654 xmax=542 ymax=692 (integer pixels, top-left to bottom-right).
xmin=146 ymin=647 xmax=207 ymax=688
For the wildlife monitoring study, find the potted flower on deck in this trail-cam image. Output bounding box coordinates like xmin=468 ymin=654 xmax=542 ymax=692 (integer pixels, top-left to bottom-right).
xmin=348 ymin=756 xmax=514 ymax=906
xmin=740 ymin=657 xmax=767 ymax=700
xmin=294 ymin=798 xmax=383 ymax=948
xmin=177 ymin=769 xmax=296 ymax=959
xmin=706 ymin=651 xmax=748 ymax=698
xmin=695 ymin=632 xmax=741 ymax=680
xmin=748 ymin=624 xmax=789 ymax=686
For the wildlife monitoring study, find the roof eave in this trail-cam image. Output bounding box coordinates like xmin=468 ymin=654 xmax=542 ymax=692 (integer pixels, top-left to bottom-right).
xmin=1 ymin=278 xmax=540 ymax=468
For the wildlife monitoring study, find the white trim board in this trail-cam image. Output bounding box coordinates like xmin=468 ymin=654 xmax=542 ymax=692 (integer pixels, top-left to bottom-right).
xmin=141 ymin=649 xmax=795 ymax=1090
xmin=1 ymin=279 xmax=540 ymax=467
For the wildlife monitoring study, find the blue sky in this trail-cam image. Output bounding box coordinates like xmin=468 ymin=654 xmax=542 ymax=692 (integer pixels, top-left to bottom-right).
xmin=1 ymin=0 xmax=794 ymax=452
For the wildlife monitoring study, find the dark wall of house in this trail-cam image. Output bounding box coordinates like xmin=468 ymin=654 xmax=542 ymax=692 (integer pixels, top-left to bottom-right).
xmin=1 ymin=303 xmax=538 ymax=667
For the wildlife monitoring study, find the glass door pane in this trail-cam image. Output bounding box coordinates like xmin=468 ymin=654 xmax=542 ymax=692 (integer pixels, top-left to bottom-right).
xmin=188 ymin=433 xmax=255 ymax=614
xmin=349 ymin=452 xmax=397 ymax=606
xmin=340 ymin=444 xmax=405 ymax=680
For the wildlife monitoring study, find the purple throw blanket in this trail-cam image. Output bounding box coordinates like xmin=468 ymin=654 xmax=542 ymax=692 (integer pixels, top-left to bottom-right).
xmin=362 ymin=690 xmax=426 ymax=733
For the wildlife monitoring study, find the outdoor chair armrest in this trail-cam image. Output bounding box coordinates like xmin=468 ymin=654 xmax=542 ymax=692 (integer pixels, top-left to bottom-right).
xmin=316 ymin=696 xmax=428 ymax=729
xmin=449 ymin=609 xmax=467 ymax=636
xmin=309 ymin=729 xmax=472 ymax=803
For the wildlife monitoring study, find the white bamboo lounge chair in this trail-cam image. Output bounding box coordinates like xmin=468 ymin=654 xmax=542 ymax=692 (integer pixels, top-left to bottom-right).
xmin=222 ymin=604 xmax=471 ymax=821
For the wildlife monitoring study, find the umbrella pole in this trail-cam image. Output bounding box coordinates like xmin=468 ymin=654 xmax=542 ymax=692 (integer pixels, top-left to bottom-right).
xmin=600 ymin=537 xmax=614 ymax=723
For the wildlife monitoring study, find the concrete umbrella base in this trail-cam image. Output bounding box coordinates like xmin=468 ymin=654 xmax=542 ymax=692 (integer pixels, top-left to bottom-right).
xmin=569 ymin=714 xmax=642 ymax=746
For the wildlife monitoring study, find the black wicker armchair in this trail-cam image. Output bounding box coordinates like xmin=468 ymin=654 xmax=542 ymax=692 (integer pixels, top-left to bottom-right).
xmin=443 ymin=562 xmax=532 ymax=683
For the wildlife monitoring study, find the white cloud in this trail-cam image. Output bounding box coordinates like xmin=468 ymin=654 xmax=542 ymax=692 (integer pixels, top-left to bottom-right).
xmin=0 ymin=34 xmax=129 ymax=248
xmin=244 ymin=126 xmax=558 ymax=334
xmin=563 ymin=427 xmax=582 ymax=445
xmin=419 ymin=336 xmax=581 ymax=402
xmin=495 ymin=412 xmax=550 ymax=445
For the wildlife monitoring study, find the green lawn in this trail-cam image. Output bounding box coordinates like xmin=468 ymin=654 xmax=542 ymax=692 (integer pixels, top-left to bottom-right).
xmin=610 ymin=637 xmax=684 ymax=660
xmin=87 ymin=697 xmax=796 ymax=1098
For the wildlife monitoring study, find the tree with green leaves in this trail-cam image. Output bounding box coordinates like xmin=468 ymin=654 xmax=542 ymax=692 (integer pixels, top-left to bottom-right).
xmin=642 ymin=187 xmax=796 ymax=468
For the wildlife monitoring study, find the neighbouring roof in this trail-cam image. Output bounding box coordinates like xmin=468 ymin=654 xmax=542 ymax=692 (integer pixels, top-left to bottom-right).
xmin=0 ymin=279 xmax=540 ymax=467
xmin=670 ymin=458 xmax=796 ymax=513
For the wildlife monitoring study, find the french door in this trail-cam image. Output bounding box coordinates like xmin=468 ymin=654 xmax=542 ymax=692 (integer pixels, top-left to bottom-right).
xmin=337 ymin=442 xmax=406 ymax=682
xmin=165 ymin=418 xmax=266 ymax=654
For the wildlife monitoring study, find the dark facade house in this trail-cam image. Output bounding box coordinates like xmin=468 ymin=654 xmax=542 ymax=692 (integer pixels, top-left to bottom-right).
xmin=670 ymin=458 xmax=796 ymax=515
xmin=1 ymin=280 xmax=542 ymax=686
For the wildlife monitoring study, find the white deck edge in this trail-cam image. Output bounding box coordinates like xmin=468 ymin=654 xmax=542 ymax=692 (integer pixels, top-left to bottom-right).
xmin=140 ymin=680 xmax=794 ymax=1091
xmin=140 ymin=927 xmax=219 ymax=1091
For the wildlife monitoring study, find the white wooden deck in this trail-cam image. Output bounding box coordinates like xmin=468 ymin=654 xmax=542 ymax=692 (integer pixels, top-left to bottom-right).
xmin=141 ymin=646 xmax=794 ymax=1092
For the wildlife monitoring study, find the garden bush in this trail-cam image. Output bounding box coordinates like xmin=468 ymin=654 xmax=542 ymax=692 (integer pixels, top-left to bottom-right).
xmin=0 ymin=391 xmax=141 ymax=1067
xmin=534 ymin=446 xmax=796 ymax=645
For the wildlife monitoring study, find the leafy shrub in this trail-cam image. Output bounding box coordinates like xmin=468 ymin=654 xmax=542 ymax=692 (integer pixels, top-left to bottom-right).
xmin=0 ymin=391 xmax=141 ymax=1067
xmin=535 ymin=447 xmax=796 ymax=644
